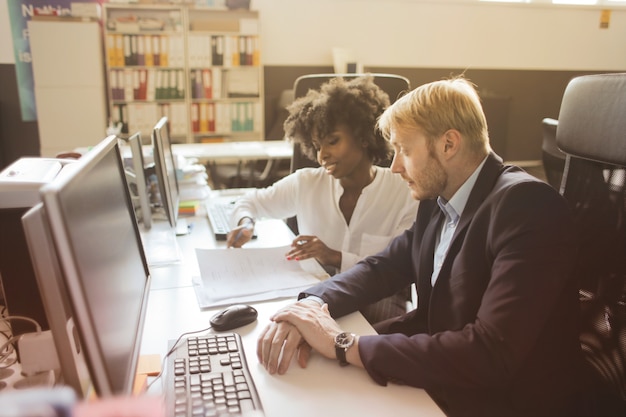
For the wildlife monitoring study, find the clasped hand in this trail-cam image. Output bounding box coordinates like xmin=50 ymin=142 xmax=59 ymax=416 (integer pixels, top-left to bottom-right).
xmin=256 ymin=301 xmax=343 ymax=375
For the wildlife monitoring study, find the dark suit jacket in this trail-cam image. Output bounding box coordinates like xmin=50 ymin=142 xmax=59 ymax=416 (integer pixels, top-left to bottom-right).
xmin=301 ymin=153 xmax=588 ymax=416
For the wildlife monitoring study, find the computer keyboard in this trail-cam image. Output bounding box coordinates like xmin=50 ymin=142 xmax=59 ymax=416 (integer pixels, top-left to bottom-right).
xmin=206 ymin=201 xmax=257 ymax=241
xmin=164 ymin=332 xmax=265 ymax=417
xmin=206 ymin=201 xmax=234 ymax=241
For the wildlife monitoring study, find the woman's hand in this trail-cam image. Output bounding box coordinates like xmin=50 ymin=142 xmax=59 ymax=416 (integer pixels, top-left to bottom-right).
xmin=286 ymin=235 xmax=341 ymax=268
xmin=226 ymin=219 xmax=255 ymax=248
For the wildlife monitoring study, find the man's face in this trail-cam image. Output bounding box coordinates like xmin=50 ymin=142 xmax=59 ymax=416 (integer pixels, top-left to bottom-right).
xmin=389 ymin=126 xmax=447 ymax=201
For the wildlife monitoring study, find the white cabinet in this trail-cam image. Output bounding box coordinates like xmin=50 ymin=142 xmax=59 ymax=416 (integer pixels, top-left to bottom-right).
xmin=29 ymin=18 xmax=107 ymax=157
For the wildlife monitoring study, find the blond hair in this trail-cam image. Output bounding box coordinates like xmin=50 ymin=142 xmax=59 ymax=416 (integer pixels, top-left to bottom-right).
xmin=377 ymin=76 xmax=490 ymax=153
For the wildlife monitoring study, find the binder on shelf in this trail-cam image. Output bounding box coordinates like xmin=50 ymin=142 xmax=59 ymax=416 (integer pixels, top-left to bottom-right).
xmin=137 ymin=35 xmax=145 ymax=66
xmin=106 ymin=34 xmax=116 ymax=67
xmin=245 ymin=102 xmax=253 ymax=132
xmin=138 ymin=69 xmax=148 ymax=101
xmin=132 ymin=70 xmax=140 ymax=100
xmin=191 ymin=103 xmax=199 ymax=133
xmin=191 ymin=69 xmax=200 ymax=99
xmin=123 ymin=34 xmax=132 ymax=66
xmin=144 ymin=34 xmax=153 ymax=67
xmin=246 ymin=36 xmax=254 ymax=66
xmin=208 ymin=103 xmax=215 ymax=133
xmin=237 ymin=36 xmax=245 ymax=67
xmin=212 ymin=69 xmax=222 ymax=99
xmin=130 ymin=35 xmax=138 ymax=66
xmin=123 ymin=69 xmax=134 ymax=102
xmin=152 ymin=35 xmax=160 ymax=66
xmin=252 ymin=37 xmax=260 ymax=66
xmin=176 ymin=70 xmax=185 ymax=100
xmin=154 ymin=70 xmax=163 ymax=100
xmin=199 ymin=102 xmax=208 ymax=132
xmin=115 ymin=34 xmax=124 ymax=66
xmin=211 ymin=35 xmax=224 ymax=66
xmin=202 ymin=69 xmax=212 ymax=99
xmin=160 ymin=36 xmax=169 ymax=67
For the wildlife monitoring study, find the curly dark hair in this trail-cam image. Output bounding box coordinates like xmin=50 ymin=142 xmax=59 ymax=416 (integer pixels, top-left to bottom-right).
xmin=283 ymin=75 xmax=392 ymax=164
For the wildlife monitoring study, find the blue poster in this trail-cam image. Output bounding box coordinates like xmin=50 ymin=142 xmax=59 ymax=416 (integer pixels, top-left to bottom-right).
xmin=7 ymin=0 xmax=101 ymax=121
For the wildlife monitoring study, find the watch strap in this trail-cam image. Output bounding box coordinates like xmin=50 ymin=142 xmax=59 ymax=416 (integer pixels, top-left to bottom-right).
xmin=335 ymin=345 xmax=349 ymax=367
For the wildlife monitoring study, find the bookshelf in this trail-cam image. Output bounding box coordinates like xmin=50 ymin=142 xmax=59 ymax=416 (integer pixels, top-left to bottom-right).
xmin=103 ymin=4 xmax=263 ymax=144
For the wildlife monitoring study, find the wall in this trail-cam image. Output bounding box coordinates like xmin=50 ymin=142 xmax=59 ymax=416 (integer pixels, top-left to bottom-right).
xmin=1 ymin=0 xmax=626 ymax=167
xmin=254 ymin=0 xmax=626 ymax=71
xmin=256 ymin=0 xmax=626 ymax=161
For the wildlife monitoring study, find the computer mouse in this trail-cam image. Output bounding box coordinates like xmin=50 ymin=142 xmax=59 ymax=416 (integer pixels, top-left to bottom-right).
xmin=210 ymin=304 xmax=258 ymax=331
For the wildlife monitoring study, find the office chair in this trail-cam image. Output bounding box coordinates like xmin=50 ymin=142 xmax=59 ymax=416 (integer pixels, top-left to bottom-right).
xmin=287 ymin=73 xmax=411 ymax=233
xmin=556 ymin=73 xmax=626 ymax=415
xmin=541 ymin=117 xmax=567 ymax=191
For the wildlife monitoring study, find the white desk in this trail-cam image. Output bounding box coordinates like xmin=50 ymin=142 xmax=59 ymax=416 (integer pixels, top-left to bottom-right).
xmin=139 ymin=210 xmax=444 ymax=417
xmin=172 ymin=141 xmax=293 ymax=164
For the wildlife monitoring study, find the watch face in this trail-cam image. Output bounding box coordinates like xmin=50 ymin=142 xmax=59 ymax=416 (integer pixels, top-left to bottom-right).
xmin=335 ymin=332 xmax=354 ymax=348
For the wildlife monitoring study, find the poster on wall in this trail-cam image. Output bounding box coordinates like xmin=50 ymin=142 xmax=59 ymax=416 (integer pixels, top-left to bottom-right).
xmin=7 ymin=0 xmax=101 ymax=122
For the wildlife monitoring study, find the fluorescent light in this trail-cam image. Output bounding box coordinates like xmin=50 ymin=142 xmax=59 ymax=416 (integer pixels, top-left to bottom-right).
xmin=480 ymin=0 xmax=530 ymax=3
xmin=552 ymin=0 xmax=598 ymax=5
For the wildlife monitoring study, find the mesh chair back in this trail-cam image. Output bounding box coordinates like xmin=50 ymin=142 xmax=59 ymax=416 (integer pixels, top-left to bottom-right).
xmin=557 ymin=73 xmax=626 ymax=413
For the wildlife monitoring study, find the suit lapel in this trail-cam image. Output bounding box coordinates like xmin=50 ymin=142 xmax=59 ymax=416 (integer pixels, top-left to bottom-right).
xmin=435 ymin=153 xmax=506 ymax=284
xmin=417 ymin=205 xmax=444 ymax=298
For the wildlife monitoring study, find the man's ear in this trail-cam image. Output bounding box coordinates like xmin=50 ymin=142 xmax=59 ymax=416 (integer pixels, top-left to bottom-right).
xmin=441 ymin=129 xmax=461 ymax=159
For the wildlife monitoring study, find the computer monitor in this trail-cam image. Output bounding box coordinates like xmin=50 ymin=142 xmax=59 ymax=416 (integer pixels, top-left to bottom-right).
xmin=21 ymin=203 xmax=92 ymax=398
xmin=33 ymin=135 xmax=151 ymax=397
xmin=151 ymin=116 xmax=179 ymax=228
xmin=124 ymin=132 xmax=152 ymax=230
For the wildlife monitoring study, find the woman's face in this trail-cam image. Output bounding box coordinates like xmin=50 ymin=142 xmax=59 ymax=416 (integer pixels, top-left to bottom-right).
xmin=313 ymin=124 xmax=370 ymax=180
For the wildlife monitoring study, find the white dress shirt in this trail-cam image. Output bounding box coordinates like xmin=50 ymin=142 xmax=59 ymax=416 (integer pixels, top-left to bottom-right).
xmin=431 ymin=157 xmax=488 ymax=285
xmin=231 ymin=166 xmax=419 ymax=272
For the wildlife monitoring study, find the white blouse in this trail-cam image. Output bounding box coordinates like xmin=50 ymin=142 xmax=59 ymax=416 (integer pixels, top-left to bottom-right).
xmin=231 ymin=166 xmax=419 ymax=272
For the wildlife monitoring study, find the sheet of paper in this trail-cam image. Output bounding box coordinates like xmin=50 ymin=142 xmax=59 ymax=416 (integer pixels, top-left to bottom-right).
xmin=193 ymin=245 xmax=327 ymax=308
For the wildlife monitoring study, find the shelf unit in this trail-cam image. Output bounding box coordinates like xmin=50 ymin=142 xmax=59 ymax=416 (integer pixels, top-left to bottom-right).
xmin=103 ymin=4 xmax=263 ymax=144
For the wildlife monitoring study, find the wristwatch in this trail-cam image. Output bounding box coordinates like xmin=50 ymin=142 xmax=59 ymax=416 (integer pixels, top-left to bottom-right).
xmin=334 ymin=332 xmax=356 ymax=366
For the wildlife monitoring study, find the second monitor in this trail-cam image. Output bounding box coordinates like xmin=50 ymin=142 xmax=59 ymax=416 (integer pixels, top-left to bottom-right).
xmin=151 ymin=116 xmax=180 ymax=230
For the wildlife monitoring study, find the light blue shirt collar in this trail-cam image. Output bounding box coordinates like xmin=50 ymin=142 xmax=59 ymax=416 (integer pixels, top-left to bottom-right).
xmin=436 ymin=156 xmax=488 ymax=221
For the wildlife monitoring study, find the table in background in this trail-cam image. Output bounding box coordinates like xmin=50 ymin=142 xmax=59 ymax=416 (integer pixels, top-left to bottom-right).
xmin=172 ymin=141 xmax=293 ymax=164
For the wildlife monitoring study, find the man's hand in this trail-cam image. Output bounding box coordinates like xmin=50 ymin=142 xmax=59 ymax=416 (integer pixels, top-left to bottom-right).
xmin=257 ymin=319 xmax=311 ymax=375
xmin=257 ymin=301 xmax=346 ymax=374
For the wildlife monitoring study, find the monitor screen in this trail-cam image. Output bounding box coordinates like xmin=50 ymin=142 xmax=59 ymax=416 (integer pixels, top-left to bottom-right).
xmin=151 ymin=117 xmax=179 ymax=228
xmin=38 ymin=135 xmax=151 ymax=397
xmin=124 ymin=132 xmax=152 ymax=230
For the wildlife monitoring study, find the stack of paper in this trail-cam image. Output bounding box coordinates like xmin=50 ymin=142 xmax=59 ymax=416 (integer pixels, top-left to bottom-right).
xmin=192 ymin=245 xmax=329 ymax=308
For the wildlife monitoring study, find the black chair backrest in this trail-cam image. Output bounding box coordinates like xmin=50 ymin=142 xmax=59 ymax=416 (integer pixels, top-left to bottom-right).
xmin=556 ymin=73 xmax=626 ymax=413
xmin=541 ymin=117 xmax=566 ymax=191
xmin=289 ymin=73 xmax=411 ymax=173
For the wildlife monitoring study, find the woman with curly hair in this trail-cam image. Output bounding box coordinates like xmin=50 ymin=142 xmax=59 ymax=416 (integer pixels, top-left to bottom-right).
xmin=226 ymin=75 xmax=418 ymax=324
